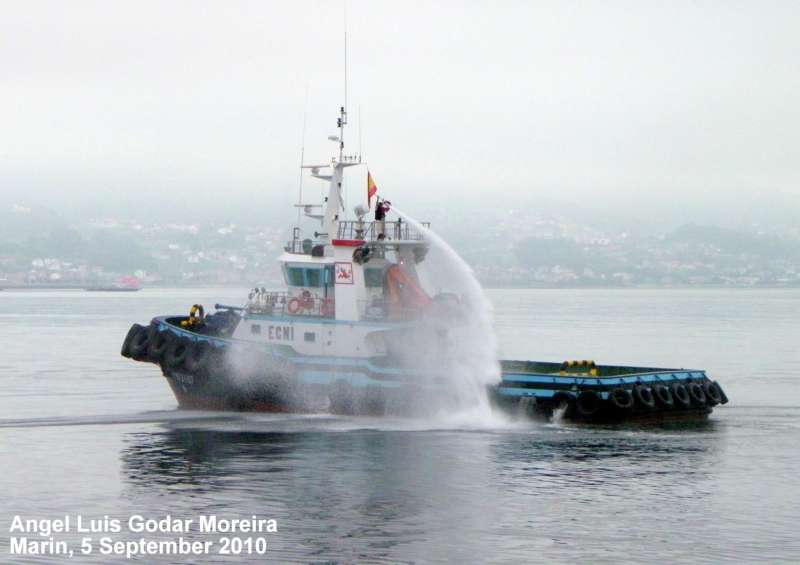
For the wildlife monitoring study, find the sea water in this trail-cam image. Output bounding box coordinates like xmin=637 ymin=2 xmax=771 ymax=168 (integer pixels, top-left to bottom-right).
xmin=1 ymin=288 xmax=799 ymax=563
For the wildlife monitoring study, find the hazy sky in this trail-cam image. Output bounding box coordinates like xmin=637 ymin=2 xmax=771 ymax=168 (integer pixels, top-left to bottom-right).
xmin=2 ymin=0 xmax=799 ymax=216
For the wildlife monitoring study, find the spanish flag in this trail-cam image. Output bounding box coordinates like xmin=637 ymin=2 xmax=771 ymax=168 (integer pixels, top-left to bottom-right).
xmin=367 ymin=171 xmax=378 ymax=207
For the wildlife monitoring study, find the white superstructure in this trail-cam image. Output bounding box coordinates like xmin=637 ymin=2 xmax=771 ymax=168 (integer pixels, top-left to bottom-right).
xmin=231 ymin=106 xmax=435 ymax=362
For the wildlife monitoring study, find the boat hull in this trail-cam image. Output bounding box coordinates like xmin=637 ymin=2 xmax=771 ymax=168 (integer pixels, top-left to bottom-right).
xmin=164 ymin=368 xmax=298 ymax=412
xmin=122 ymin=318 xmax=728 ymax=422
xmin=161 ymin=364 xmax=440 ymax=416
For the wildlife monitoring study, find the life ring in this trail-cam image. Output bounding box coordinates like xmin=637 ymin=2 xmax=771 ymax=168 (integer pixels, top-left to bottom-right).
xmin=653 ymin=384 xmax=674 ymax=408
xmin=703 ymin=381 xmax=723 ymax=406
xmin=576 ymin=390 xmax=602 ymax=418
xmin=320 ymin=298 xmax=335 ymax=317
xmin=287 ymin=298 xmax=302 ymax=314
xmin=633 ymin=385 xmax=656 ymax=409
xmin=609 ymin=388 xmax=634 ymax=410
xmin=671 ymin=383 xmax=691 ymax=408
xmin=164 ymin=338 xmax=190 ymax=368
xmin=121 ymin=323 xmax=144 ymax=358
xmin=687 ymin=382 xmax=707 ymax=406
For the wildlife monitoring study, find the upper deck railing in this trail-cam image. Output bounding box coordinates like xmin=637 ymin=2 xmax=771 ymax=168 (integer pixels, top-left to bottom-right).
xmin=284 ymin=238 xmax=326 ymax=255
xmin=284 ymin=221 xmax=432 ymax=256
xmin=336 ymin=220 xmax=430 ymax=242
xmin=284 ymin=227 xmax=326 ymax=255
xmin=246 ymin=290 xmax=335 ymax=318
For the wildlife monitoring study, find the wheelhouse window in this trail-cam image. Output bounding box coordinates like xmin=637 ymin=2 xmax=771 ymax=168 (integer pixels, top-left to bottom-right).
xmin=305 ymin=268 xmax=322 ymax=287
xmin=287 ymin=267 xmax=305 ymax=287
xmin=285 ymin=265 xmax=327 ymax=288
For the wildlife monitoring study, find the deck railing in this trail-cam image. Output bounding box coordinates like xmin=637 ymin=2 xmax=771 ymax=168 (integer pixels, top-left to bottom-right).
xmin=246 ymin=290 xmax=334 ymax=318
xmin=284 ymin=226 xmax=327 ymax=255
xmin=284 ymin=238 xmax=326 ymax=255
xmin=337 ymin=220 xmax=430 ymax=242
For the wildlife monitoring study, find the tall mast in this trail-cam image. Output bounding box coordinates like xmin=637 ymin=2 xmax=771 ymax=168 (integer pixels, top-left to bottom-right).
xmin=339 ymin=13 xmax=348 ymax=163
xmin=344 ymin=1 xmax=348 ymax=154
xmin=296 ymin=88 xmax=309 ymax=229
xmin=305 ymin=14 xmax=357 ymax=243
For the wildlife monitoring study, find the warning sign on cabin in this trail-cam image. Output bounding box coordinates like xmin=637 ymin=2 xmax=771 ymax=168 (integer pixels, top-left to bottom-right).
xmin=335 ymin=262 xmax=354 ymax=284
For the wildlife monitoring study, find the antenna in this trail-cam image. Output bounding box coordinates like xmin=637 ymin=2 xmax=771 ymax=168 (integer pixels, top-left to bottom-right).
xmin=358 ymin=105 xmax=363 ymax=163
xmin=344 ymin=1 xmax=348 ymax=115
xmin=296 ymin=87 xmax=309 ymax=228
xmin=337 ymin=2 xmax=348 ymax=163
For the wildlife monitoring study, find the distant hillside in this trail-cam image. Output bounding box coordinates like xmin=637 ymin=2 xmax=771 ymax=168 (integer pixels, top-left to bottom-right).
xmin=667 ymin=224 xmax=800 ymax=259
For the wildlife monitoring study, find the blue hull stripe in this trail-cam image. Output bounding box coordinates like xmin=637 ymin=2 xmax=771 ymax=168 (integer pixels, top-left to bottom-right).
xmin=500 ymin=371 xmax=705 ymax=386
xmin=153 ymin=317 xmax=708 ymax=390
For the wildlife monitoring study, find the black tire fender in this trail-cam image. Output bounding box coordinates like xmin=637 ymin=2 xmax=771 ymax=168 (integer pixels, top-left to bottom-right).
xmin=576 ymin=390 xmax=602 ymax=418
xmin=121 ymin=323 xmax=144 ymax=358
xmin=128 ymin=325 xmax=151 ymax=360
xmin=633 ymin=385 xmax=656 ymax=409
xmin=704 ymin=381 xmax=723 ymax=406
xmin=653 ymin=384 xmax=674 ymax=408
xmin=164 ymin=337 xmax=191 ymax=369
xmin=688 ymin=382 xmax=707 ymax=406
xmin=147 ymin=328 xmax=170 ymax=362
xmin=551 ymin=393 xmax=575 ymax=417
xmin=609 ymin=388 xmax=634 ymax=410
xmin=671 ymin=383 xmax=691 ymax=408
xmin=714 ymin=381 xmax=729 ymax=405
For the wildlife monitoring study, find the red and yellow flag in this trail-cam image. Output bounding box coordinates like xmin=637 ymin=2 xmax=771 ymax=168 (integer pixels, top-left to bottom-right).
xmin=367 ymin=171 xmax=378 ymax=207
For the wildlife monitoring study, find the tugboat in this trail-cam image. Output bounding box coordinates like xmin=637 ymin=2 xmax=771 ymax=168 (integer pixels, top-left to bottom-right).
xmin=120 ymin=103 xmax=728 ymax=422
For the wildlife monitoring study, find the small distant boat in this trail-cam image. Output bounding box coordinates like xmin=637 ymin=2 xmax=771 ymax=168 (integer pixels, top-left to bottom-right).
xmin=86 ymin=275 xmax=141 ymax=292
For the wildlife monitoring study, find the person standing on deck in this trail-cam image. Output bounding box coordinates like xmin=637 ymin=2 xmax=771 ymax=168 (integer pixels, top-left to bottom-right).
xmin=375 ymin=198 xmax=390 ymax=237
xmin=367 ymin=171 xmax=381 ymax=236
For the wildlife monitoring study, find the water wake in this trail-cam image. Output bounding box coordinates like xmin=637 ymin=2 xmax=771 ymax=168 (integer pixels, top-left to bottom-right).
xmin=0 ymin=411 xmax=240 ymax=429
